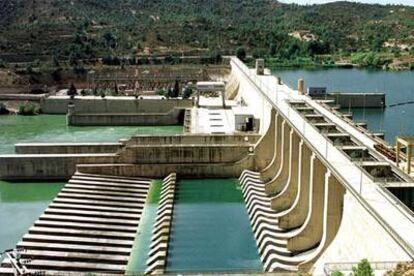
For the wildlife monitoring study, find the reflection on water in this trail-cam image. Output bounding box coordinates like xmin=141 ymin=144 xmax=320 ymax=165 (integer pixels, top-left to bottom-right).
xmin=166 ymin=179 xmax=262 ymax=273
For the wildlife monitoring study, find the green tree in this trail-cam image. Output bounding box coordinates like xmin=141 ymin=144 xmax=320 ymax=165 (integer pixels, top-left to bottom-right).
xmin=172 ymin=80 xmax=180 ymax=98
xmin=67 ymin=83 xmax=78 ymax=97
xmin=18 ymin=103 xmax=39 ymax=115
xmin=0 ymin=103 xmax=10 ymax=115
xmin=182 ymin=87 xmax=193 ymax=99
xmin=0 ymin=59 xmax=6 ymax=68
xmin=103 ymin=32 xmax=117 ymax=49
xmin=352 ymin=259 xmax=374 ymax=276
xmin=269 ymin=43 xmax=277 ymax=57
xmin=52 ymin=55 xmax=60 ymax=67
xmin=236 ymin=47 xmax=247 ymax=61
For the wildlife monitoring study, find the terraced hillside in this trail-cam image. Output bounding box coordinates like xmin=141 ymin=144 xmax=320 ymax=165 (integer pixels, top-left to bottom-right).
xmin=0 ymin=0 xmax=414 ymax=63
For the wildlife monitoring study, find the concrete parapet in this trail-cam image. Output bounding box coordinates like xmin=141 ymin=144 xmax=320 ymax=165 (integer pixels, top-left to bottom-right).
xmin=118 ymin=144 xmax=252 ymax=164
xmin=0 ymin=154 xmax=116 ymax=180
xmin=67 ymin=108 xmax=185 ymax=126
xmin=76 ymin=154 xmax=255 ymax=179
xmin=126 ymin=133 xmax=260 ymax=146
xmin=327 ymin=92 xmax=385 ymax=108
xmin=15 ymin=142 xmax=122 ymax=155
xmin=41 ymin=96 xmax=193 ymax=114
xmin=0 ymin=94 xmax=46 ymax=101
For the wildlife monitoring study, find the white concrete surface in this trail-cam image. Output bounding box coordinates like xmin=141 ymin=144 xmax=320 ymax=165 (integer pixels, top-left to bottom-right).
xmin=230 ymin=57 xmax=414 ymax=270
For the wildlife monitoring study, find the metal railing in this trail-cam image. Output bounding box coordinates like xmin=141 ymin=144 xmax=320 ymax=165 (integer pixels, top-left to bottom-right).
xmin=323 ymin=261 xmax=400 ymax=275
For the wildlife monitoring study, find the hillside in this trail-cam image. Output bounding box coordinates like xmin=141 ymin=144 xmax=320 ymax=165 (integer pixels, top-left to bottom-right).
xmin=0 ymin=0 xmax=414 ymax=66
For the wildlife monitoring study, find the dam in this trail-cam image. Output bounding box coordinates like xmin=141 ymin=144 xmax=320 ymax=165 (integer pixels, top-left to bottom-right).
xmin=0 ymin=57 xmax=413 ymax=275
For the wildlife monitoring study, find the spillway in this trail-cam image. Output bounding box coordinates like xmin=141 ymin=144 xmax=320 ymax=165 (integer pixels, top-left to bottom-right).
xmin=166 ymin=179 xmax=262 ymax=273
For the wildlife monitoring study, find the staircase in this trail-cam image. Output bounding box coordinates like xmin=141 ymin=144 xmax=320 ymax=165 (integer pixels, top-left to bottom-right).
xmin=0 ymin=172 xmax=152 ymax=275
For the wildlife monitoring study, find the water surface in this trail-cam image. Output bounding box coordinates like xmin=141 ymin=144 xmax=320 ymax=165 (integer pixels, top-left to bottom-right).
xmin=127 ymin=180 xmax=162 ymax=273
xmin=0 ymin=114 xmax=182 ymax=256
xmin=272 ymin=68 xmax=414 ymax=144
xmin=0 ymin=114 xmax=183 ymax=154
xmin=0 ymin=181 xmax=64 ymax=253
xmin=166 ymin=179 xmax=262 ymax=273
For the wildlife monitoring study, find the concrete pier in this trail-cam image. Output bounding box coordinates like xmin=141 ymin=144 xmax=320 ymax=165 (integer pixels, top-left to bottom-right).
xmin=146 ymin=173 xmax=177 ymax=275
xmin=231 ymin=57 xmax=414 ymax=273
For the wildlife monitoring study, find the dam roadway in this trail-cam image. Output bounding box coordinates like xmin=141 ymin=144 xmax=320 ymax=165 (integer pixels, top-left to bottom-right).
xmin=231 ymin=57 xmax=414 ymax=271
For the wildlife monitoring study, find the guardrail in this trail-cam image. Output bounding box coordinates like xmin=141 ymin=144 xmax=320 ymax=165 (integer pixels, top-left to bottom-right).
xmin=323 ymin=261 xmax=400 ymax=275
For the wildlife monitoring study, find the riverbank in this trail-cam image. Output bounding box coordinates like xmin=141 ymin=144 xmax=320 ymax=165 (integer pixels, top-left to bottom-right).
xmin=252 ymin=52 xmax=414 ymax=71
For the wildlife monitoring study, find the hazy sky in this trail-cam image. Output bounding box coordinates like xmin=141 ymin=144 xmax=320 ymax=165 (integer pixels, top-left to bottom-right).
xmin=279 ymin=0 xmax=414 ymax=5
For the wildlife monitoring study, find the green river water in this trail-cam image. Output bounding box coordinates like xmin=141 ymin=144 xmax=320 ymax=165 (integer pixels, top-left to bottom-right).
xmin=166 ymin=179 xmax=262 ymax=273
xmin=0 ymin=114 xmax=183 ymax=256
xmin=0 ymin=115 xmax=183 ymax=154
xmin=126 ymin=180 xmax=162 ymax=273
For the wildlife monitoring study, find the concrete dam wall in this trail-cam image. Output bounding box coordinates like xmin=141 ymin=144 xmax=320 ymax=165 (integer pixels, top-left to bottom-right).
xmin=41 ymin=96 xmax=193 ymax=114
xmin=0 ymin=134 xmax=261 ymax=180
xmin=230 ymin=57 xmax=414 ymax=273
xmin=40 ymin=96 xmax=194 ymax=126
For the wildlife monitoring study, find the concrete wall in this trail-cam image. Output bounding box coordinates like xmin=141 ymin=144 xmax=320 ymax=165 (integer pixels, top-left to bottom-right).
xmin=117 ymin=145 xmax=252 ymax=164
xmin=230 ymin=60 xmax=273 ymax=135
xmin=0 ymin=154 xmax=116 ymax=180
xmin=67 ymin=108 xmax=185 ymax=126
xmin=0 ymin=94 xmax=46 ymax=101
xmin=15 ymin=142 xmax=122 ymax=154
xmin=313 ymin=192 xmax=411 ymax=274
xmin=0 ymin=133 xmax=260 ymax=180
xmin=327 ymin=93 xmax=385 ymax=108
xmin=41 ymin=96 xmax=193 ymax=114
xmin=126 ymin=133 xmax=260 ymax=146
xmin=76 ymin=154 xmax=255 ymax=178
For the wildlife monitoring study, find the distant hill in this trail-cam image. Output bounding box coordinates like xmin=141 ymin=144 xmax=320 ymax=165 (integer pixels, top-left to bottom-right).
xmin=0 ymin=0 xmax=413 ymax=62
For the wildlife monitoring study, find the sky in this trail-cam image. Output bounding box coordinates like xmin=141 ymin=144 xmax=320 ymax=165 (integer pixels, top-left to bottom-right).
xmin=278 ymin=0 xmax=414 ymax=5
